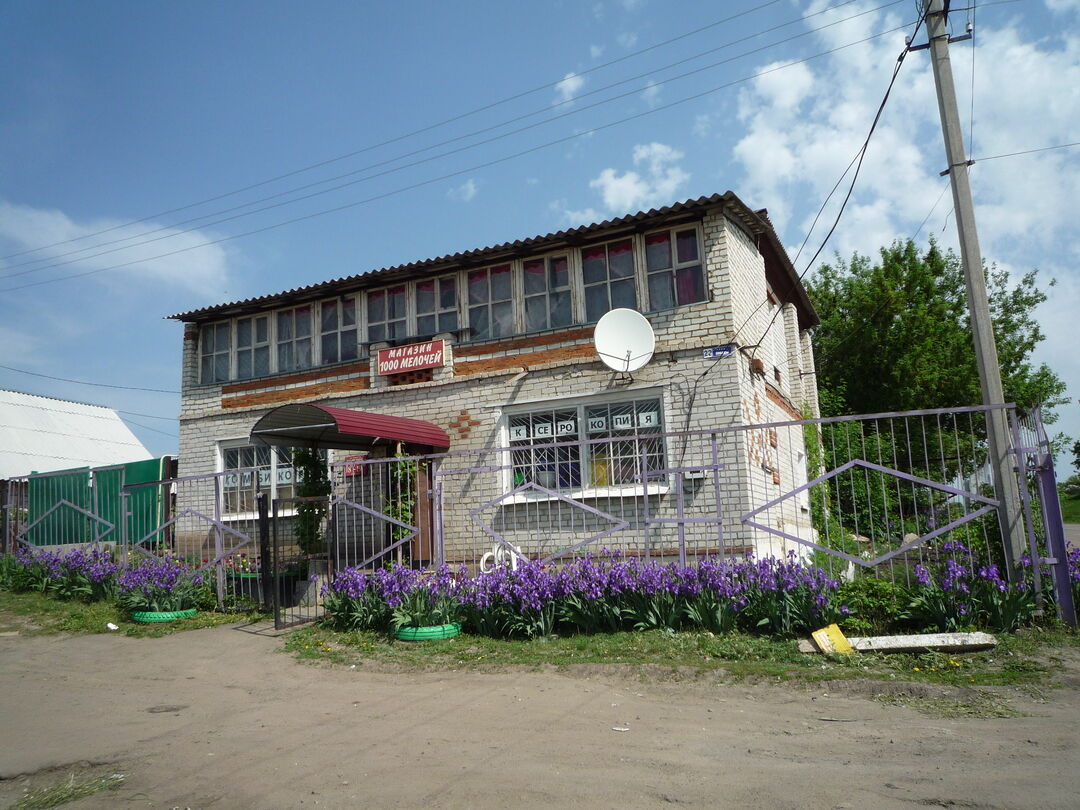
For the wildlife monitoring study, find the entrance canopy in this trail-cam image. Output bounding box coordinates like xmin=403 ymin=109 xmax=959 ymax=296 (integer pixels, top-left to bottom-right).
xmin=250 ymin=404 xmax=450 ymax=452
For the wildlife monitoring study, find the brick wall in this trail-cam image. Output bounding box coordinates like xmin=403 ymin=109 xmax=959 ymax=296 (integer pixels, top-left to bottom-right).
xmin=177 ymin=205 xmax=819 ymax=560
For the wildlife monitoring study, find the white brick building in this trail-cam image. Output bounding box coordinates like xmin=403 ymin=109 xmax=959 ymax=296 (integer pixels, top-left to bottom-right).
xmin=170 ymin=192 xmax=819 ymax=567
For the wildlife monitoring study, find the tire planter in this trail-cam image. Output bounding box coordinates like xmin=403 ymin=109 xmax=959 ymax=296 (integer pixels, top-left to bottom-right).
xmin=392 ymin=622 xmax=461 ymax=641
xmin=131 ymin=608 xmax=197 ymax=624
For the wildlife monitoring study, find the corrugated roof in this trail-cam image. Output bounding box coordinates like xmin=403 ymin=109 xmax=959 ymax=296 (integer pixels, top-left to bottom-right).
xmin=167 ymin=191 xmax=817 ymax=328
xmin=0 ymin=389 xmax=153 ymax=479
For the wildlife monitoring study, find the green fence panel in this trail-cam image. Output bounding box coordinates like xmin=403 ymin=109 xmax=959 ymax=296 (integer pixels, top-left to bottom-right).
xmin=27 ymin=468 xmax=91 ymax=546
xmin=91 ymin=466 xmax=125 ymax=545
xmin=123 ymin=458 xmax=168 ymax=547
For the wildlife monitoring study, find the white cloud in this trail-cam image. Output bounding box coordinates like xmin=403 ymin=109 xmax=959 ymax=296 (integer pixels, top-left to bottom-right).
xmin=621 ymin=0 xmax=646 ymax=10
xmin=1046 ymin=0 xmax=1080 ymax=13
xmin=448 ymin=178 xmax=478 ymax=202
xmin=692 ymin=114 xmax=713 ymax=139
xmin=0 ymin=324 xmax=41 ymax=365
xmin=0 ymin=199 xmax=234 ymax=297
xmin=586 ymin=142 xmax=690 ymax=213
xmin=549 ymin=199 xmax=603 ymax=227
xmin=729 ymin=0 xmax=1080 ymax=455
xmin=617 ymin=32 xmax=638 ymax=49
xmin=554 ymin=72 xmax=585 ymax=105
xmin=641 ymin=79 xmax=662 ymax=108
xmin=590 ymin=44 xmax=604 ymax=59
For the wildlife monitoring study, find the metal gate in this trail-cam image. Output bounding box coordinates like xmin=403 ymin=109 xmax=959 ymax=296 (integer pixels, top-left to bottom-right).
xmin=265 ymin=494 xmax=329 ymax=630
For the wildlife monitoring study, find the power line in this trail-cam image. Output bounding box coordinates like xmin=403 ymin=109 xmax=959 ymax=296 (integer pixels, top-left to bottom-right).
xmin=975 ymin=141 xmax=1080 ymax=162
xmin=1 ymin=1 xmax=905 ymax=281
xmin=115 ymin=409 xmax=178 ymax=422
xmin=0 ymin=363 xmax=179 ymax=393
xmin=0 ymin=0 xmax=798 ymax=264
xmin=121 ymin=417 xmax=178 ymax=439
xmin=0 ymin=21 xmax=917 ymax=294
xmin=968 ymin=0 xmax=977 ymax=156
xmin=911 ymin=183 xmax=951 ymax=241
xmin=812 ymin=187 xmax=953 ymax=374
xmin=733 ymin=8 xmax=927 ymax=350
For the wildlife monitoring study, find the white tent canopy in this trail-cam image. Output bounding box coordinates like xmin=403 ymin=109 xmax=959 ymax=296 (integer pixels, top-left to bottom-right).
xmin=0 ymin=389 xmax=152 ymax=479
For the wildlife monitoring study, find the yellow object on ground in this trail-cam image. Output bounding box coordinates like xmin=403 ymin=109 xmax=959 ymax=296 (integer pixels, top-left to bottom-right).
xmin=811 ymin=623 xmax=854 ymax=654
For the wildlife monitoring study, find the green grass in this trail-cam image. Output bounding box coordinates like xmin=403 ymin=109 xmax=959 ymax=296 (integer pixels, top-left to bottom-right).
xmin=873 ymin=691 xmax=1021 ymax=719
xmin=283 ymin=623 xmax=1080 ymax=689
xmin=8 ymin=773 xmax=124 ymax=809
xmin=0 ymin=590 xmax=264 ymax=637
xmin=1060 ymin=494 xmax=1080 ymax=524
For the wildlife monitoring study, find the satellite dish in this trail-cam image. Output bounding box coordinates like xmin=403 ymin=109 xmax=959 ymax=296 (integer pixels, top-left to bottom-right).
xmin=594 ymin=309 xmax=655 ymax=373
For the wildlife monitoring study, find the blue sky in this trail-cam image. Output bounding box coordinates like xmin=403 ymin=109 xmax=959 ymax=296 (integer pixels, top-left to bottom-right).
xmin=1 ymin=0 xmax=1077 ymax=470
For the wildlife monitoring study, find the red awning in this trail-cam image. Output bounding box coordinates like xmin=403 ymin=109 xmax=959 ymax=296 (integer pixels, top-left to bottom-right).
xmin=249 ymin=404 xmax=450 ymax=452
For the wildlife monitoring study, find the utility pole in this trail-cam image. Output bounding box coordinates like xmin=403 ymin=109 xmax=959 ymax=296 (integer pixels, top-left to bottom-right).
xmin=921 ymin=0 xmax=1026 ymax=573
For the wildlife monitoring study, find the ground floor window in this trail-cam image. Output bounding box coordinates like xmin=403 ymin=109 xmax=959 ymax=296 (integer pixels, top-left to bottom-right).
xmin=507 ymin=394 xmax=665 ymax=491
xmin=220 ymin=443 xmax=297 ymax=514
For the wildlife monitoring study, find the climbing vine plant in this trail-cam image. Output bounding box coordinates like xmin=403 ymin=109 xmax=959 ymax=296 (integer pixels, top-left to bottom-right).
xmin=293 ymin=447 xmax=331 ymax=556
xmin=384 ymin=444 xmax=418 ymax=544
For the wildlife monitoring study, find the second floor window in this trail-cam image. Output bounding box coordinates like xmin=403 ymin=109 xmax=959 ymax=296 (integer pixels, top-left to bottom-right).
xmin=320 ymin=299 xmax=358 ymax=364
xmin=468 ymin=264 xmax=513 ymax=340
xmin=236 ymin=315 xmax=270 ymax=380
xmin=523 ymin=255 xmax=572 ymax=331
xmin=200 ymin=322 xmax=231 ymax=383
xmin=582 ymin=238 xmax=636 ymax=322
xmin=415 ymin=276 xmax=458 ymax=336
xmin=367 ymin=285 xmax=407 ymax=343
xmin=646 ymin=228 xmax=705 ymax=310
xmin=196 ymin=220 xmax=709 ymax=384
xmin=276 ymin=306 xmax=313 ymax=372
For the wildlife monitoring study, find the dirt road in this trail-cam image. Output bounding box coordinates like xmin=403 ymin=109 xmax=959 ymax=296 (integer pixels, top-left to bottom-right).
xmin=1 ymin=622 xmax=1078 ymax=809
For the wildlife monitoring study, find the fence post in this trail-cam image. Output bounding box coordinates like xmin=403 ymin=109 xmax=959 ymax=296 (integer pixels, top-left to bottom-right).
xmin=1009 ymin=412 xmax=1045 ymax=614
xmin=1034 ymin=452 xmax=1077 ymax=628
xmin=257 ymin=492 xmax=271 ymax=613
xmin=213 ymin=475 xmax=224 ymax=605
xmin=119 ymin=490 xmax=130 ymax=569
xmin=432 ymin=461 xmax=444 ymax=567
xmin=0 ymin=479 xmax=8 ymax=554
xmin=710 ymin=434 xmax=725 ymax=558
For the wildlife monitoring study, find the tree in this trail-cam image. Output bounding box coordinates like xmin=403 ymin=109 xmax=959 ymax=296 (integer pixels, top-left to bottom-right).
xmin=807 ymin=239 xmax=1067 ymax=420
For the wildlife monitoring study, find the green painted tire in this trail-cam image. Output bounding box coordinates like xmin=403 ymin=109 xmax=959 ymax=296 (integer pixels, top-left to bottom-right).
xmin=131 ymin=608 xmax=197 ymax=623
xmin=392 ymin=622 xmax=461 ymax=641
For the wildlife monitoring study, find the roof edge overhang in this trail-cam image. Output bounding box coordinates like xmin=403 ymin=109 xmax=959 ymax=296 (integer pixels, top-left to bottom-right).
xmin=167 ymin=191 xmax=816 ymax=329
xmin=249 ymin=404 xmax=450 ymax=452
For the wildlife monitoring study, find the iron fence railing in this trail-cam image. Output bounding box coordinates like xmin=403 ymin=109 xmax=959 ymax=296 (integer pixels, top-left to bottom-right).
xmin=2 ymin=404 xmax=1073 ymax=626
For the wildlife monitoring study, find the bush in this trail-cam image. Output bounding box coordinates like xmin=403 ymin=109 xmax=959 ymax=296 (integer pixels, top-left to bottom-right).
xmin=2 ymin=547 xmax=119 ymax=602
xmin=116 ymin=555 xmax=204 ymax=614
xmin=324 ymin=552 xmax=849 ymax=640
xmin=837 ymin=576 xmax=909 ymax=636
xmin=906 ymin=541 xmax=1037 ymax=632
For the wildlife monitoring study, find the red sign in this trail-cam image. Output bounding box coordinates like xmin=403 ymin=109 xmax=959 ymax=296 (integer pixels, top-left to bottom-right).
xmin=342 ymin=454 xmax=368 ymax=477
xmin=376 ymin=339 xmax=445 ymax=375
